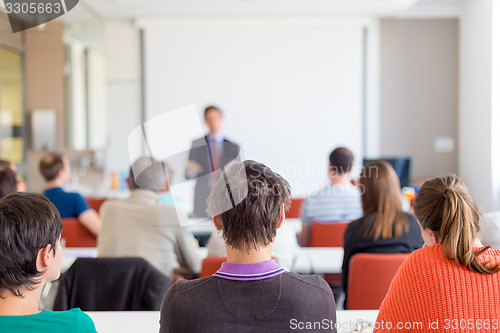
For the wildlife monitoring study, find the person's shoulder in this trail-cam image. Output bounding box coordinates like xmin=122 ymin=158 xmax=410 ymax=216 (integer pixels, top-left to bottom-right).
xmin=346 ymin=216 xmax=364 ymax=230
xmin=42 ymin=309 xmax=97 ymax=332
xmin=282 ymin=272 xmax=332 ymax=291
xmin=65 ymin=191 xmax=86 ymax=202
xmin=71 ymin=309 xmax=97 ymax=332
xmin=402 ymin=245 xmax=442 ymax=269
xmin=164 ymin=277 xmax=215 ymax=303
xmin=404 ymin=212 xmax=418 ymax=223
xmin=343 ymin=183 xmax=362 ymax=195
xmin=192 ymin=137 xmax=207 ymax=145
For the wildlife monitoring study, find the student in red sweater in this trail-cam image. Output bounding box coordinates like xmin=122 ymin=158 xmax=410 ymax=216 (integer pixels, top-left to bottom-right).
xmin=375 ymin=175 xmax=500 ymax=333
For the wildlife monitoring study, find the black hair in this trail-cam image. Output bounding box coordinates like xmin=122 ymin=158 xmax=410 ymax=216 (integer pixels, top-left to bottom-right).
xmin=0 ymin=192 xmax=62 ymax=297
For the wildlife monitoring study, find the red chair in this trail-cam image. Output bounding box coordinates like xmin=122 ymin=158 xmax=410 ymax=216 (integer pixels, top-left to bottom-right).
xmin=310 ymin=221 xmax=349 ymax=247
xmin=286 ymin=198 xmax=304 ymax=219
xmin=200 ymin=257 xmax=227 ymax=278
xmin=85 ymin=197 xmax=107 ymax=213
xmin=310 ymin=221 xmax=349 ymax=285
xmin=61 ymin=218 xmax=97 ymax=247
xmin=346 ymin=253 xmax=410 ymax=310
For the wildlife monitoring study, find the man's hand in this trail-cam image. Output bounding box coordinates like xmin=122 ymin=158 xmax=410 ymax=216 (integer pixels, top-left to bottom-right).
xmin=186 ymin=160 xmax=203 ymax=174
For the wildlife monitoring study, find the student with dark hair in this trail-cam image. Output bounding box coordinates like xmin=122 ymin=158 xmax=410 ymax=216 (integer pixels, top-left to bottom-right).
xmin=39 ymin=153 xmax=100 ymax=236
xmin=300 ymin=147 xmax=362 ymax=245
xmin=0 ymin=168 xmax=17 ymax=199
xmin=0 ymin=159 xmax=26 ymax=192
xmin=185 ymin=105 xmax=240 ymax=217
xmin=161 ymin=160 xmax=336 ymax=333
xmin=375 ymin=175 xmax=500 ymax=332
xmin=0 ymin=192 xmax=97 ymax=332
xmin=342 ymin=160 xmax=423 ymax=308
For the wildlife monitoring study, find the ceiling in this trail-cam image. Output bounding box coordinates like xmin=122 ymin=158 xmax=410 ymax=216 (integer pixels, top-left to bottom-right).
xmin=79 ymin=0 xmax=460 ymax=19
xmin=0 ymin=0 xmax=465 ymax=23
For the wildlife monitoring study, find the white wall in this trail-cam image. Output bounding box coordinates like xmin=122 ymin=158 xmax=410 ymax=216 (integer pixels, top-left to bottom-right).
xmin=380 ymin=19 xmax=459 ymax=181
xmin=459 ymin=0 xmax=500 ymax=212
xmin=491 ymin=0 xmax=500 ymax=212
xmin=140 ymin=18 xmax=374 ymax=200
xmin=103 ymin=20 xmax=143 ymax=180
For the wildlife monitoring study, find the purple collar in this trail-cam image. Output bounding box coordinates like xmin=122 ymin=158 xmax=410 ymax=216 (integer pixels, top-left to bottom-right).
xmin=213 ymin=259 xmax=285 ymax=281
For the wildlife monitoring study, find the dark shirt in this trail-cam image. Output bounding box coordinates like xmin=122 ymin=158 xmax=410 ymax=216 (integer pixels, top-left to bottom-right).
xmin=342 ymin=212 xmax=424 ymax=308
xmin=160 ymin=260 xmax=337 ymax=332
xmin=43 ymin=187 xmax=90 ymax=218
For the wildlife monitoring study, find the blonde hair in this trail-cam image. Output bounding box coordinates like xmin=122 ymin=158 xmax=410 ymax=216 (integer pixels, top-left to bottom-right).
xmin=414 ymin=174 xmax=500 ymax=274
xmin=359 ymin=161 xmax=409 ymax=240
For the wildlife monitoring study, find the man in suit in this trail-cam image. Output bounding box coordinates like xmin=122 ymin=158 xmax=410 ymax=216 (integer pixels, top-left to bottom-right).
xmin=186 ymin=106 xmax=240 ymax=218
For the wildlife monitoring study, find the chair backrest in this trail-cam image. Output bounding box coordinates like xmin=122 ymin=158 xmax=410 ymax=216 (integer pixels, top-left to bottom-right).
xmin=310 ymin=221 xmax=349 ymax=247
xmin=61 ymin=218 xmax=97 ymax=247
xmin=200 ymin=257 xmax=227 ymax=278
xmin=286 ymin=198 xmax=304 ymax=219
xmin=346 ymin=253 xmax=410 ymax=310
xmin=85 ymin=197 xmax=107 ymax=213
xmin=54 ymin=257 xmax=171 ymax=311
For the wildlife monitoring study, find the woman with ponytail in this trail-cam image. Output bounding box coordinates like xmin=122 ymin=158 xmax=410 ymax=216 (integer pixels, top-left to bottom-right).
xmin=375 ymin=175 xmax=500 ymax=332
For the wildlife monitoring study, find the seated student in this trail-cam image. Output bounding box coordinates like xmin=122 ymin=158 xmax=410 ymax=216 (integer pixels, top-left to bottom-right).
xmin=160 ymin=160 xmax=336 ymax=333
xmin=0 ymin=159 xmax=26 ymax=192
xmin=98 ymin=157 xmax=201 ymax=281
xmin=375 ymin=175 xmax=500 ymax=333
xmin=342 ymin=161 xmax=423 ymax=308
xmin=0 ymin=168 xmax=18 ymax=199
xmin=0 ymin=192 xmax=97 ymax=332
xmin=39 ymin=153 xmax=100 ymax=236
xmin=300 ymin=147 xmax=362 ymax=245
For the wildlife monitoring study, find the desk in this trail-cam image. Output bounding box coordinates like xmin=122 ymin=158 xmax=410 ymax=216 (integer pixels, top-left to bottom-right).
xmin=62 ymin=247 xmax=343 ymax=275
xmin=86 ymin=310 xmax=378 ymax=333
xmin=307 ymin=247 xmax=344 ymax=274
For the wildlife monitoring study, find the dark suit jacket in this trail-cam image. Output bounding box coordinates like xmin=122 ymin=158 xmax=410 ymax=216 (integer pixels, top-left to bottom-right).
xmin=186 ymin=136 xmax=240 ymax=217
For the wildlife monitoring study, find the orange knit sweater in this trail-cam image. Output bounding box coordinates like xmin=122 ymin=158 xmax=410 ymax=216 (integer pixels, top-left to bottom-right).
xmin=374 ymin=245 xmax=500 ymax=333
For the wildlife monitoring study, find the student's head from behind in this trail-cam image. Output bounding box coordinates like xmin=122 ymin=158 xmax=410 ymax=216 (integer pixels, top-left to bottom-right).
xmin=206 ymin=160 xmax=291 ymax=251
xmin=204 ymin=106 xmax=223 ymax=135
xmin=329 ymin=147 xmax=353 ymax=177
xmin=0 ymin=168 xmax=17 ymax=199
xmin=359 ymin=160 xmax=408 ymax=240
xmin=128 ymin=156 xmax=171 ymax=192
xmin=39 ymin=153 xmax=70 ymax=183
xmin=0 ymin=193 xmax=63 ymax=298
xmin=414 ymin=174 xmax=500 ymax=274
xmin=0 ymin=159 xmax=15 ymax=172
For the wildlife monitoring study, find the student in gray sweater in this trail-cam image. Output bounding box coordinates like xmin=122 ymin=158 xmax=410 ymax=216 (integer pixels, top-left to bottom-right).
xmin=160 ymin=160 xmax=336 ymax=333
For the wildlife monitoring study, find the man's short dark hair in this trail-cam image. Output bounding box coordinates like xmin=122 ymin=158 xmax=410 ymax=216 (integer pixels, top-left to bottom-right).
xmin=0 ymin=168 xmax=17 ymax=199
xmin=206 ymin=160 xmax=291 ymax=251
xmin=39 ymin=153 xmax=65 ymax=182
xmin=204 ymin=106 xmax=222 ymax=118
xmin=0 ymin=192 xmax=62 ymax=297
xmin=329 ymin=147 xmax=354 ymax=175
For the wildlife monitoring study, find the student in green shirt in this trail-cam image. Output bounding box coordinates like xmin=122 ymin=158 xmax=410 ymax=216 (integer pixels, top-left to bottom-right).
xmin=0 ymin=192 xmax=97 ymax=333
